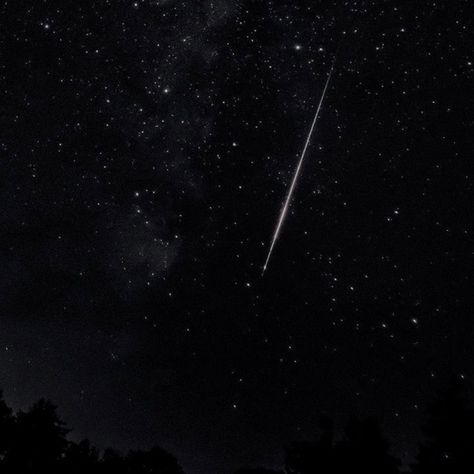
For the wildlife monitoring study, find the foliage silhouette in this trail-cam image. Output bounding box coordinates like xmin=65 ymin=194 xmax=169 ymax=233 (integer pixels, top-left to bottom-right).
xmin=0 ymin=381 xmax=473 ymax=474
xmin=285 ymin=416 xmax=334 ymax=474
xmin=412 ymin=379 xmax=474 ymax=474
xmin=61 ymin=439 xmax=100 ymax=474
xmin=233 ymin=469 xmax=282 ymax=474
xmin=0 ymin=392 xmax=184 ymax=474
xmin=285 ymin=415 xmax=399 ymax=474
xmin=335 ymin=417 xmax=400 ymax=474
xmin=3 ymin=399 xmax=69 ymax=474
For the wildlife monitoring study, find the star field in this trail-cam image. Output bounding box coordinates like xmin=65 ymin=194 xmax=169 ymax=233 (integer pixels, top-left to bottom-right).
xmin=0 ymin=1 xmax=472 ymax=473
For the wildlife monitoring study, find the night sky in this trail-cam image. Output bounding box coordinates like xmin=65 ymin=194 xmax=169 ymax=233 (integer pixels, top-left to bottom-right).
xmin=1 ymin=0 xmax=473 ymax=473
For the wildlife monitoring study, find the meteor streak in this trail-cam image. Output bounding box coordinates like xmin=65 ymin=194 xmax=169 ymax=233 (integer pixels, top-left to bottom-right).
xmin=262 ymin=64 xmax=335 ymax=275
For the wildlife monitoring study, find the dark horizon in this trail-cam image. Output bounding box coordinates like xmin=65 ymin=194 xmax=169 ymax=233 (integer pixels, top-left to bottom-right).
xmin=1 ymin=378 xmax=473 ymax=474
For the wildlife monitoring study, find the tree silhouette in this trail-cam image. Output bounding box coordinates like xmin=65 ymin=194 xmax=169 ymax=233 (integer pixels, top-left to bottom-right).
xmin=62 ymin=439 xmax=100 ymax=474
xmin=102 ymin=448 xmax=128 ymax=474
xmin=3 ymin=399 xmax=69 ymax=473
xmin=125 ymin=447 xmax=185 ymax=474
xmin=413 ymin=379 xmax=474 ymax=474
xmin=0 ymin=391 xmax=14 ymax=458
xmin=285 ymin=415 xmax=400 ymax=474
xmin=0 ymin=393 xmax=184 ymax=474
xmin=335 ymin=417 xmax=400 ymax=474
xmin=1 ymin=383 xmax=474 ymax=473
xmin=285 ymin=416 xmax=334 ymax=474
xmin=233 ymin=469 xmax=282 ymax=474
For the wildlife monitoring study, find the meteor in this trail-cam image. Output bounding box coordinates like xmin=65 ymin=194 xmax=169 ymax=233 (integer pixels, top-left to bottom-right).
xmin=262 ymin=64 xmax=335 ymax=275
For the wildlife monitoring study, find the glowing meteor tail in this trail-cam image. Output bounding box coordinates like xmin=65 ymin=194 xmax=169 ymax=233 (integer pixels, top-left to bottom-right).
xmin=262 ymin=64 xmax=334 ymax=276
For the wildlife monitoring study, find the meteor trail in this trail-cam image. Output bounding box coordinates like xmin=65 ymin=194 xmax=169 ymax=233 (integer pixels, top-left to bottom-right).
xmin=262 ymin=64 xmax=335 ymax=275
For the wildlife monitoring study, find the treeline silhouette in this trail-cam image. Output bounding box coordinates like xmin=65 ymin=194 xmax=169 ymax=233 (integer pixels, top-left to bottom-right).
xmin=0 ymin=380 xmax=473 ymax=473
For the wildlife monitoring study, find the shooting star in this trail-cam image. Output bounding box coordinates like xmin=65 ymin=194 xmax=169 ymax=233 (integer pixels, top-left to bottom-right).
xmin=262 ymin=64 xmax=335 ymax=275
